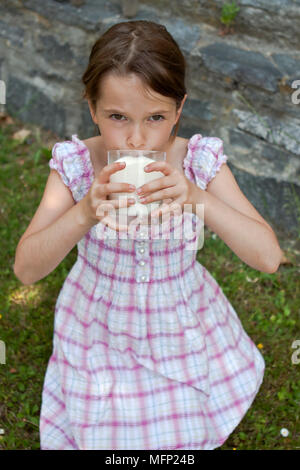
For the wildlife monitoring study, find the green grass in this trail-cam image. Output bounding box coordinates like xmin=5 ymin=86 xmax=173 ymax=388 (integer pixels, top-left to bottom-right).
xmin=0 ymin=119 xmax=299 ymax=450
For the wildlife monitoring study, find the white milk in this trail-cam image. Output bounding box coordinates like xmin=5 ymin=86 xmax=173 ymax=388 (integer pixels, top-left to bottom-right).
xmin=109 ymin=155 xmax=164 ymax=219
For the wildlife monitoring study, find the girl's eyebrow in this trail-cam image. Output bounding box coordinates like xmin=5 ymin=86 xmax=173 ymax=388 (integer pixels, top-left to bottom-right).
xmin=103 ymin=108 xmax=171 ymax=114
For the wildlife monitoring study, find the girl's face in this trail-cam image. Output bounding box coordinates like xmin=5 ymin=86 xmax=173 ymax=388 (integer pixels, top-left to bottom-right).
xmin=88 ymin=73 xmax=187 ymax=152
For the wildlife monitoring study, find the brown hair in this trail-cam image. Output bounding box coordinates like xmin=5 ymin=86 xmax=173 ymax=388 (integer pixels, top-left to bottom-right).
xmin=81 ymin=20 xmax=187 ymax=143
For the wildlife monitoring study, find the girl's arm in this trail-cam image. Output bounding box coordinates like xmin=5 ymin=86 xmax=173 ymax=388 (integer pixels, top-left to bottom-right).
xmin=14 ymin=198 xmax=94 ymax=285
xmin=189 ymin=165 xmax=283 ymax=273
xmin=14 ymin=170 xmax=95 ymax=285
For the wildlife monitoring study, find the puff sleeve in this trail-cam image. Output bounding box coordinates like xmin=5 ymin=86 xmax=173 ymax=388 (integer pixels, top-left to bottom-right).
xmin=183 ymin=134 xmax=228 ymax=191
xmin=49 ymin=142 xmax=71 ymax=187
xmin=48 ymin=134 xmax=93 ymax=202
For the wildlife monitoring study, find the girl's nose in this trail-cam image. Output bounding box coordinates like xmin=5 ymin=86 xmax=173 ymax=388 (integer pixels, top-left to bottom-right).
xmin=127 ymin=126 xmax=145 ymax=149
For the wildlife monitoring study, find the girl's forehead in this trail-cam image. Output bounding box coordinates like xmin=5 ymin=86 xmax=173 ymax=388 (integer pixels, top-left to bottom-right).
xmin=98 ymin=72 xmax=175 ymax=108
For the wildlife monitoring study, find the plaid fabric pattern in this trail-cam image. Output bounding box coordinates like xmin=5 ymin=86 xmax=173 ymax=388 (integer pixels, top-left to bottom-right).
xmin=39 ymin=134 xmax=265 ymax=450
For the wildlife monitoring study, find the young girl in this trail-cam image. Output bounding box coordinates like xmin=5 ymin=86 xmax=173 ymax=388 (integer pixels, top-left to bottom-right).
xmin=14 ymin=20 xmax=282 ymax=450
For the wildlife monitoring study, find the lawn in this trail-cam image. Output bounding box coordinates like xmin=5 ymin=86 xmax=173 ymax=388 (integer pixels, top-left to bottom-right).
xmin=0 ymin=116 xmax=299 ymax=450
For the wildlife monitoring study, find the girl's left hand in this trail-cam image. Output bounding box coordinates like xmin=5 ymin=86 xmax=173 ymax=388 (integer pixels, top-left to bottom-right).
xmin=136 ymin=161 xmax=195 ymax=218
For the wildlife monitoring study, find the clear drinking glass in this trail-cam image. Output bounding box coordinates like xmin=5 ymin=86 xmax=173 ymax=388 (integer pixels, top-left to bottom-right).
xmin=107 ymin=149 xmax=166 ymax=226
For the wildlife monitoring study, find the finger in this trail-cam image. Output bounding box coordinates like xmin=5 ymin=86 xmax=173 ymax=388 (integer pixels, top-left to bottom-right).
xmin=101 ymin=206 xmax=133 ymax=231
xmin=148 ymin=198 xmax=172 ymax=219
xmin=96 ymin=197 xmax=135 ymax=218
xmin=151 ymin=199 xmax=182 ymax=219
xmin=101 ymin=215 xmax=129 ymax=232
xmin=96 ymin=201 xmax=115 ymax=218
xmin=98 ymin=161 xmax=127 ymax=184
xmin=99 ymin=182 xmax=136 ymax=197
xmin=113 ymin=182 xmax=136 ymax=193
xmin=118 ymin=196 xmax=136 ymax=208
xmin=144 ymin=161 xmax=174 ymax=176
xmin=137 ymin=174 xmax=175 ymax=196
xmin=140 ymin=186 xmax=176 ymax=204
xmin=150 ymin=201 xmax=172 ymax=219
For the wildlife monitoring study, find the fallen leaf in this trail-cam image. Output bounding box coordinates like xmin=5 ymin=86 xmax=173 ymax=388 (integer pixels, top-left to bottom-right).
xmin=9 ymin=368 xmax=17 ymax=373
xmin=0 ymin=112 xmax=14 ymax=125
xmin=12 ymin=129 xmax=31 ymax=142
xmin=246 ymin=276 xmax=259 ymax=283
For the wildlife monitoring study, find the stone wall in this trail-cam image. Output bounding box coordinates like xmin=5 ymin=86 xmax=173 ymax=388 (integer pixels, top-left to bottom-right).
xmin=1 ymin=0 xmax=300 ymax=238
xmin=135 ymin=0 xmax=300 ymax=48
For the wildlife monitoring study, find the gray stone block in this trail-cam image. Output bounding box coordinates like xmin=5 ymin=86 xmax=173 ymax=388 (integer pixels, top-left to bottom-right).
xmin=271 ymin=53 xmax=300 ymax=88
xmin=0 ymin=19 xmax=25 ymax=48
xmin=228 ymin=161 xmax=300 ymax=238
xmin=233 ymin=109 xmax=300 ymax=157
xmin=272 ymin=54 xmax=300 ymax=77
xmin=229 ymin=128 xmax=300 ymax=179
xmin=179 ymin=124 xmax=207 ymax=140
xmin=22 ymin=0 xmax=120 ymax=32
xmin=182 ymin=98 xmax=213 ymax=122
xmin=227 ymin=127 xmax=300 ymax=236
xmin=36 ymin=34 xmax=74 ymax=65
xmin=155 ymin=17 xmax=200 ymax=57
xmin=78 ymin=101 xmax=97 ymax=138
xmin=199 ymin=43 xmax=282 ymax=93
xmin=7 ymin=76 xmax=66 ymax=136
xmin=179 ymin=99 xmax=216 ymax=138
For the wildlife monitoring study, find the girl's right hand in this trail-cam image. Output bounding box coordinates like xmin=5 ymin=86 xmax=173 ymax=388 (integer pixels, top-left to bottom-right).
xmin=82 ymin=161 xmax=136 ymax=232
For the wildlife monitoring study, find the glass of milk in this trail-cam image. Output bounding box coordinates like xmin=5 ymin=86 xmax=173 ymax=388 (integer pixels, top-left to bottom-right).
xmin=107 ymin=149 xmax=166 ymax=226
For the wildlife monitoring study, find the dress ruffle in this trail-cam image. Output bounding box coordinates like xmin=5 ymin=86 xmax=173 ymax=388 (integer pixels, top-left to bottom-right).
xmin=183 ymin=134 xmax=228 ymax=190
xmin=49 ymin=135 xmax=93 ymax=202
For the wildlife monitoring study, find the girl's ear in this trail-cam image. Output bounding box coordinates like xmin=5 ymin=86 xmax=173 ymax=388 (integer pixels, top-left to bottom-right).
xmin=87 ymin=99 xmax=97 ymax=124
xmin=175 ymin=94 xmax=188 ymax=124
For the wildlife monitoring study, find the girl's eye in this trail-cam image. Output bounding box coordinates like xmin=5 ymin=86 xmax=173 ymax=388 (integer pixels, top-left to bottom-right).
xmin=110 ymin=114 xmax=125 ymax=121
xmin=109 ymin=114 xmax=165 ymax=122
xmin=150 ymin=115 xmax=165 ymax=122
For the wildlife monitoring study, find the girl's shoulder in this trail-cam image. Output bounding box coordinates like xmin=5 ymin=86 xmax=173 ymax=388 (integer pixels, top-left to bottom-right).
xmin=49 ymin=134 xmax=94 ymax=202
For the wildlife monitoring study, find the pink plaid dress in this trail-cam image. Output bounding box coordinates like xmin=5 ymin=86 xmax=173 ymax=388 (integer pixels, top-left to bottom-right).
xmin=39 ymin=133 xmax=265 ymax=450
